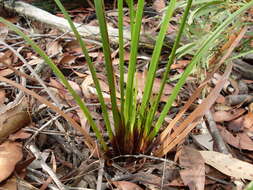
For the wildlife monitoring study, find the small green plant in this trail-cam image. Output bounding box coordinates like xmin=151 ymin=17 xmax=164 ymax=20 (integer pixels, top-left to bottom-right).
xmin=1 ymin=0 xmax=253 ymax=156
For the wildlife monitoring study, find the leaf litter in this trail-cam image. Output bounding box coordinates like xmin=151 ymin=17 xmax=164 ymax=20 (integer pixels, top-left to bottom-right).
xmin=0 ymin=0 xmax=253 ymax=189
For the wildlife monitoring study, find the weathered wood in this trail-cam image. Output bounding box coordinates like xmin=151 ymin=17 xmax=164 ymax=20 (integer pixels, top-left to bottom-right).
xmin=0 ymin=0 xmax=169 ymax=46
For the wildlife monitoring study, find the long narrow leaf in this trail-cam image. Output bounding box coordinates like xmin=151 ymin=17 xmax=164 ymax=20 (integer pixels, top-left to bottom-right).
xmin=139 ymin=0 xmax=177 ymax=131
xmin=118 ymin=0 xmax=125 ymax=117
xmin=125 ymin=0 xmax=135 ymax=36
xmin=145 ymin=0 xmax=193 ymax=137
xmin=93 ymin=0 xmax=121 ymax=131
xmin=124 ymin=0 xmax=145 ymax=124
xmin=53 ymin=0 xmax=114 ymax=141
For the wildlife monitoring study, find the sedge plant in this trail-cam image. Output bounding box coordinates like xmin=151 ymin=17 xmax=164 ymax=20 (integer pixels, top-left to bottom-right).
xmin=1 ymin=0 xmax=253 ymax=156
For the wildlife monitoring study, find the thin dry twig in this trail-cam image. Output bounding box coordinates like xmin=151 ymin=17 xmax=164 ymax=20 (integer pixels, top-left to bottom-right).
xmin=0 ymin=75 xmax=98 ymax=154
xmin=112 ymin=154 xmax=180 ymax=167
xmin=96 ymin=159 xmax=105 ymax=190
xmin=0 ymin=41 xmax=62 ymax=108
xmin=204 ymin=110 xmax=229 ymax=154
xmin=27 ymin=144 xmax=67 ymax=190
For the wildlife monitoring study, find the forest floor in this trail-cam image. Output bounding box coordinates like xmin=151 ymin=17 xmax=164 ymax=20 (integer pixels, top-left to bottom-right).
xmin=0 ymin=0 xmax=253 ymax=189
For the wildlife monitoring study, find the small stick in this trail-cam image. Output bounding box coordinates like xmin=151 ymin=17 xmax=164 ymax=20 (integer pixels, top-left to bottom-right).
xmin=112 ymin=154 xmax=181 ymax=168
xmin=204 ymin=110 xmax=229 ymax=154
xmin=96 ymin=159 xmax=105 ymax=190
xmin=27 ymin=144 xmax=67 ymax=190
xmin=0 ymin=41 xmax=62 ymax=108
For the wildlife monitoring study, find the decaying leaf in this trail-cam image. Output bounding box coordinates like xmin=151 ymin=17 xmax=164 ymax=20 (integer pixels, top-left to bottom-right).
xmin=0 ymin=141 xmax=23 ymax=182
xmin=218 ymin=126 xmax=253 ymax=151
xmin=152 ymin=0 xmax=166 ymax=12
xmin=213 ymin=108 xmax=246 ymax=122
xmin=112 ymin=181 xmax=143 ymax=190
xmin=46 ymin=41 xmax=62 ymax=56
xmin=0 ymin=25 xmax=8 ymax=41
xmin=135 ymin=72 xmax=172 ymax=102
xmin=0 ymin=97 xmax=30 ymax=143
xmin=200 ymin=151 xmax=253 ymax=180
xmin=155 ymin=63 xmax=232 ymax=156
xmin=0 ymin=89 xmax=5 ymax=104
xmin=243 ymin=112 xmax=253 ymax=131
xmin=179 ymin=146 xmax=205 ymax=190
xmin=0 ymin=175 xmax=17 ymax=190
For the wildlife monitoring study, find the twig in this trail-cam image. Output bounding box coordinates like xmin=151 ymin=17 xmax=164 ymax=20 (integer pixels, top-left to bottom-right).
xmin=160 ymin=155 xmax=167 ymax=190
xmin=0 ymin=0 xmax=175 ymax=47
xmin=112 ymin=154 xmax=180 ymax=167
xmin=26 ymin=173 xmax=59 ymax=190
xmin=204 ymin=110 xmax=229 ymax=154
xmin=27 ymin=144 xmax=67 ymax=190
xmin=206 ymin=175 xmax=231 ymax=185
xmin=96 ymin=159 xmax=104 ymax=190
xmin=0 ymin=41 xmax=62 ymax=108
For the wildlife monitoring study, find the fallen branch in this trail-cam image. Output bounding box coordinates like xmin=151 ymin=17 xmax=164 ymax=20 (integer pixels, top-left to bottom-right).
xmin=0 ymin=0 xmax=174 ymax=47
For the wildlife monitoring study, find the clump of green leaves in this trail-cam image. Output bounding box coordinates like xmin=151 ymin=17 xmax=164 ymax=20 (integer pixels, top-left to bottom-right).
xmin=1 ymin=0 xmax=253 ymax=156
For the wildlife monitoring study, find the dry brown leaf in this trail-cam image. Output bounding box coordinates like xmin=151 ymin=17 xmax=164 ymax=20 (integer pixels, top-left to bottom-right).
xmin=0 ymin=175 xmax=17 ymax=190
xmin=59 ymin=54 xmax=76 ymax=65
xmin=0 ymin=68 xmax=13 ymax=77
xmin=0 ymin=98 xmax=30 ymax=143
xmin=152 ymin=0 xmax=166 ymax=12
xmin=0 ymin=89 xmax=5 ymax=105
xmin=0 ymin=141 xmax=23 ymax=182
xmin=9 ymin=130 xmax=31 ymax=141
xmin=68 ymin=80 xmax=82 ymax=97
xmin=215 ymin=95 xmax=226 ymax=104
xmin=77 ymin=109 xmax=89 ymax=132
xmin=81 ymin=75 xmax=95 ymax=99
xmin=200 ymin=151 xmax=253 ymax=180
xmin=218 ymin=126 xmax=253 ymax=151
xmin=81 ymin=75 xmax=120 ymax=101
xmin=227 ymin=116 xmax=244 ymax=132
xmin=243 ymin=112 xmax=253 ymax=130
xmin=135 ymin=72 xmax=172 ymax=102
xmin=64 ymin=40 xmax=82 ymax=54
xmin=192 ymin=133 xmax=213 ymax=151
xmin=0 ymin=75 xmax=98 ymax=157
xmin=46 ymin=41 xmax=62 ymax=56
xmin=27 ymin=57 xmax=44 ymax=66
xmin=179 ymin=146 xmax=205 ymax=190
xmin=124 ymin=72 xmax=172 ymax=100
xmin=213 ymin=108 xmax=246 ymax=122
xmin=112 ymin=181 xmax=143 ymax=190
xmin=171 ymin=60 xmax=190 ymax=70
xmin=0 ymin=26 xmax=8 ymax=41
xmin=155 ymin=64 xmax=232 ymax=156
xmin=49 ymin=78 xmax=82 ymax=106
